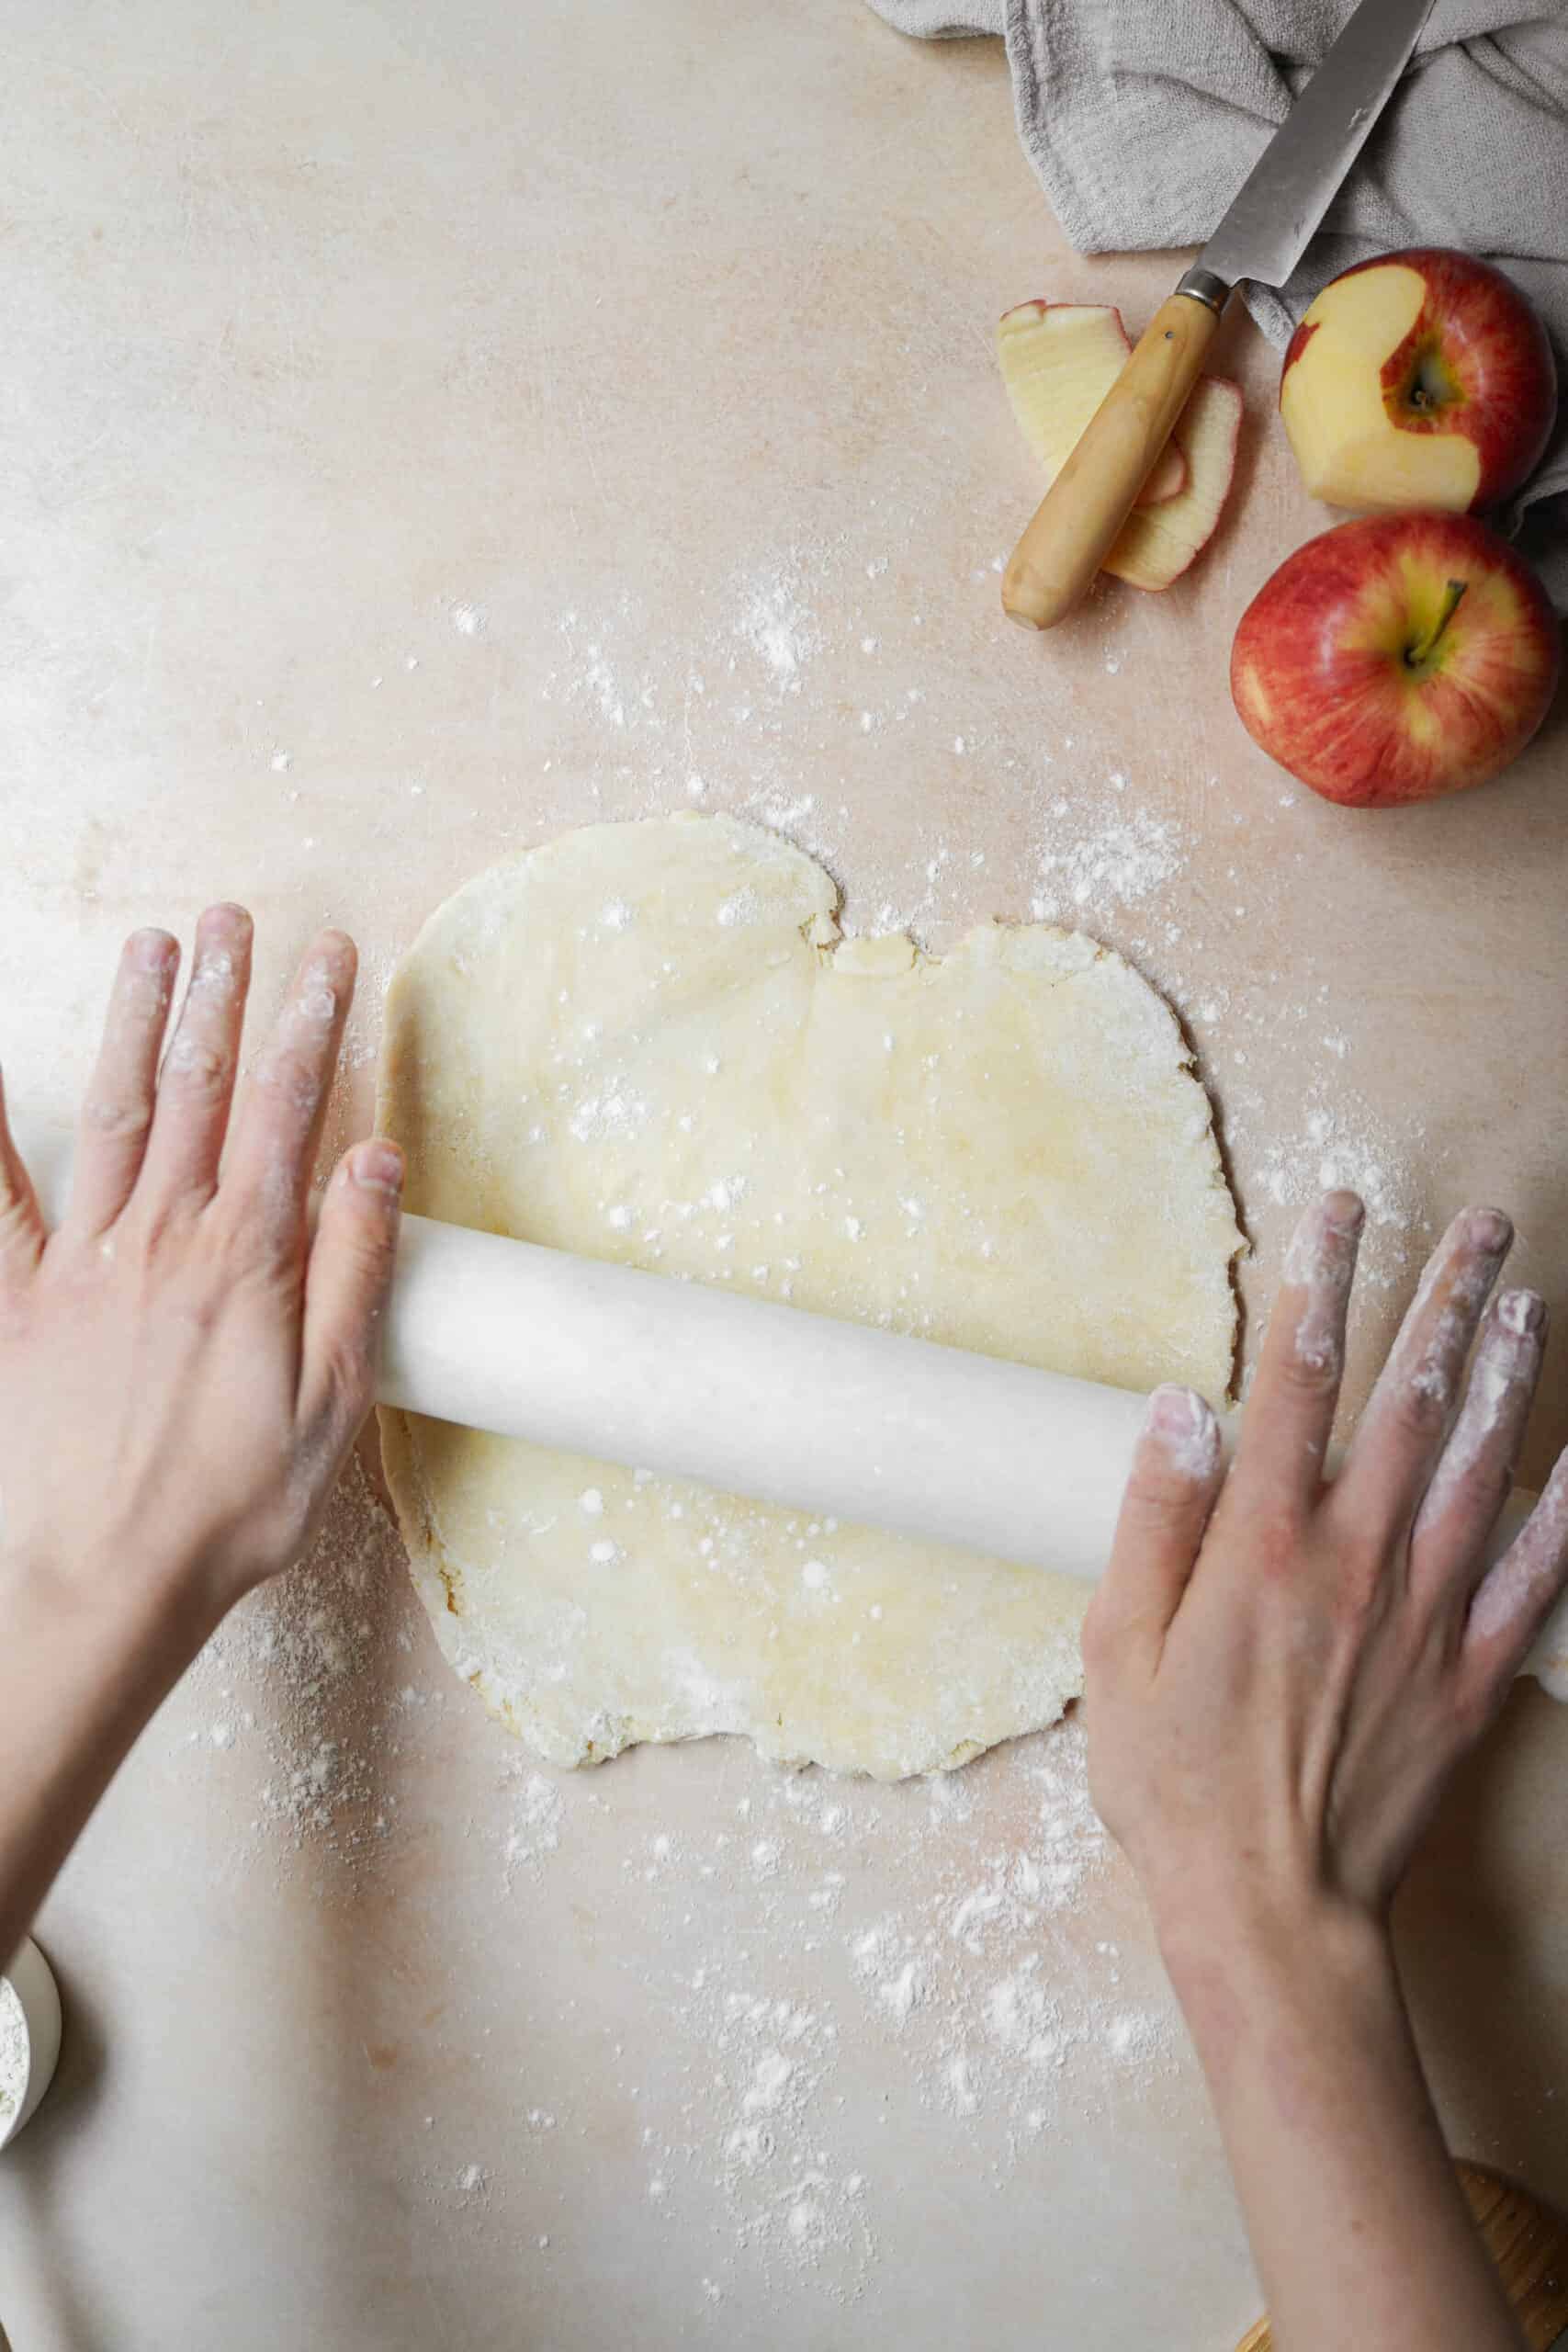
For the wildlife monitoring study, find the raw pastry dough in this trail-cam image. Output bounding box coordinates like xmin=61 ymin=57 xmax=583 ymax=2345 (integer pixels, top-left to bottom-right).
xmin=378 ymin=815 xmax=1242 ymax=1777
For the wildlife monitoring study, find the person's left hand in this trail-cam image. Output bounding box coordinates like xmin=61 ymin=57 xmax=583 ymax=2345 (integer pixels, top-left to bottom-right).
xmin=1083 ymin=1192 xmax=1568 ymax=1958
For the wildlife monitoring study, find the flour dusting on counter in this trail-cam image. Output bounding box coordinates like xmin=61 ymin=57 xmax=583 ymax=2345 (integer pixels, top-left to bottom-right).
xmin=177 ymin=1454 xmax=426 ymax=1875
xmin=485 ymin=1708 xmax=1179 ymax=2301
xmin=0 ymin=1978 xmax=28 ymax=2135
xmin=1031 ymin=793 xmax=1186 ymax=917
xmin=735 ymin=569 xmax=818 ymax=691
xmin=164 ymin=1476 xmax=1182 ymax=2314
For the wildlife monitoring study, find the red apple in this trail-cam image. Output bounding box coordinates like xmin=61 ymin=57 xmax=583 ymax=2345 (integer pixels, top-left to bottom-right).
xmin=1231 ymin=513 xmax=1561 ymax=808
xmin=1280 ymin=248 xmax=1557 ymax=516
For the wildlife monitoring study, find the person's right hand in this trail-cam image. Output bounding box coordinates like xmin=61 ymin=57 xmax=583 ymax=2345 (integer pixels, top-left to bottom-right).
xmin=1084 ymin=1191 xmax=1568 ymax=1956
xmin=0 ymin=906 xmax=402 ymax=1643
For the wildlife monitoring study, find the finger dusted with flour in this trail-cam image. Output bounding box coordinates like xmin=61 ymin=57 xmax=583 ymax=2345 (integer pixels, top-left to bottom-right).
xmin=1413 ymin=1285 xmax=1547 ymax=1601
xmin=136 ymin=903 xmax=254 ymax=1215
xmin=1230 ymin=1190 xmax=1363 ymax=1520
xmin=299 ymin=1141 xmax=404 ymax=1464
xmin=1467 ymin=1446 xmax=1568 ymax=1671
xmin=68 ymin=928 xmax=179 ymax=1235
xmin=1333 ymin=1205 xmax=1513 ymax=1546
xmin=221 ymin=930 xmax=357 ymax=1262
xmin=1088 ymin=1386 xmax=1224 ymax=1666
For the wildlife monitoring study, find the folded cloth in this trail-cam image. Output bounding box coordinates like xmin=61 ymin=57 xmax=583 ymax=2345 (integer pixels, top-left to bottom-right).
xmin=865 ymin=0 xmax=1568 ymax=600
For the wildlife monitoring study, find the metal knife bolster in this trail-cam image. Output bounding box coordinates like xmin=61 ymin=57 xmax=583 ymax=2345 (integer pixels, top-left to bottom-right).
xmin=1174 ymin=265 xmax=1233 ymax=313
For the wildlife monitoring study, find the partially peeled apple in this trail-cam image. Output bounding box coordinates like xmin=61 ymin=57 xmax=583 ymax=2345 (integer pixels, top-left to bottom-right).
xmin=1280 ymin=249 xmax=1557 ymax=516
xmin=998 ymin=302 xmax=1243 ymax=592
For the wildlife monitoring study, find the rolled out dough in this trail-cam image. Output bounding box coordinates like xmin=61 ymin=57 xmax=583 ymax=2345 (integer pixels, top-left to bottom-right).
xmin=378 ymin=815 xmax=1243 ymax=1778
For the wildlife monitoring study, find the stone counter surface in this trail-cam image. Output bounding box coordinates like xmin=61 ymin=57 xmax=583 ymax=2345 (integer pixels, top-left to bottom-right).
xmin=2 ymin=4 xmax=1565 ymax=2346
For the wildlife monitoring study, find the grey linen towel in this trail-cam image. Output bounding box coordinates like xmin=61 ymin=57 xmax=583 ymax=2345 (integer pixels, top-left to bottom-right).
xmin=865 ymin=0 xmax=1568 ymax=599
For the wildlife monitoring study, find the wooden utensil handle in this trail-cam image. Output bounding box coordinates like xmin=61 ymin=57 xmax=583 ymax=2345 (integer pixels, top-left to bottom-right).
xmin=1235 ymin=2161 xmax=1568 ymax=2351
xmin=1000 ymin=290 xmax=1223 ymax=633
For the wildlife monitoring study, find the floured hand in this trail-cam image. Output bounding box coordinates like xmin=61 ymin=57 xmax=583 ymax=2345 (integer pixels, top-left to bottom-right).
xmin=1086 ymin=1191 xmax=1568 ymax=1944
xmin=0 ymin=907 xmax=402 ymax=1962
xmin=0 ymin=906 xmax=402 ymax=1633
xmin=1085 ymin=1190 xmax=1564 ymax=2352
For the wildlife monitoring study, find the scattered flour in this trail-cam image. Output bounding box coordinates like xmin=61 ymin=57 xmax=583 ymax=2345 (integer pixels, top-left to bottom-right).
xmin=1260 ymin=1097 xmax=1419 ymax=1233
xmin=178 ymin=1453 xmax=423 ymax=1871
xmin=503 ymin=1770 xmax=563 ymax=1873
xmin=573 ymin=1709 xmax=1178 ymax=2306
xmin=735 ymin=570 xmax=818 ymax=692
xmin=163 ymin=1478 xmax=1157 ymax=2314
xmin=1251 ymin=1089 xmax=1429 ymax=1292
xmin=0 ymin=1977 xmax=28 ymax=2138
xmin=1031 ymin=792 xmax=1186 ymax=917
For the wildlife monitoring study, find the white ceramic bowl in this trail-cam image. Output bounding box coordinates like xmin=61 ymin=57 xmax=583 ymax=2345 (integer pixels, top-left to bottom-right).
xmin=0 ymin=1938 xmax=62 ymax=2151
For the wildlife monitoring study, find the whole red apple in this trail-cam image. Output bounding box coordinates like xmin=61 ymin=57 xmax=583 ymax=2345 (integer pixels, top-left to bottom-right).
xmin=1280 ymin=248 xmax=1557 ymax=515
xmin=1231 ymin=513 xmax=1560 ymax=808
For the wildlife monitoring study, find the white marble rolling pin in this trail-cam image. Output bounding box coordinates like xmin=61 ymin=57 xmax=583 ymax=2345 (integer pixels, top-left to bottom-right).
xmin=380 ymin=1214 xmax=1153 ymax=1577
xmin=15 ymin=1130 xmax=1565 ymax=1692
xmin=380 ymin=1215 xmax=1567 ymax=1696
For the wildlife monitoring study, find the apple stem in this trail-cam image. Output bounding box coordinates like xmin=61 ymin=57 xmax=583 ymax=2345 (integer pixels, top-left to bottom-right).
xmin=1405 ymin=579 xmax=1469 ymax=669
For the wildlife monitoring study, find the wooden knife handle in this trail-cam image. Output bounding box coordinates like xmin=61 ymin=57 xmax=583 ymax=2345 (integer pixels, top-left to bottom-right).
xmin=1000 ymin=290 xmax=1221 ymax=633
xmin=1235 ymin=2161 xmax=1568 ymax=2351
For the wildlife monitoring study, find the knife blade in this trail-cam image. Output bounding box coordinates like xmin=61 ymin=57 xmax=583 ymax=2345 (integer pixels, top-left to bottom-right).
xmin=1186 ymin=0 xmax=1437 ymax=300
xmin=1001 ymin=0 xmax=1438 ymax=633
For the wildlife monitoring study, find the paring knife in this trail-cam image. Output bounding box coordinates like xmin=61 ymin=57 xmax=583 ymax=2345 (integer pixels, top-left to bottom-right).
xmin=1000 ymin=0 xmax=1437 ymax=633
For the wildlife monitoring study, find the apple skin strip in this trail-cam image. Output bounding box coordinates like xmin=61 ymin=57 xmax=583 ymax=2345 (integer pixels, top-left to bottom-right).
xmin=1104 ymin=376 xmax=1244 ymax=592
xmin=998 ymin=300 xmax=1243 ymax=593
xmin=998 ymin=304 xmax=1188 ymax=509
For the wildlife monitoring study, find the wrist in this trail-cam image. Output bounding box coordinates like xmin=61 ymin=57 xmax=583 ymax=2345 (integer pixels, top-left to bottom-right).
xmin=0 ymin=1543 xmax=215 ymax=1968
xmin=1 ymin=1539 xmax=217 ymax=1675
xmin=1150 ymin=1871 xmax=1395 ymax=2051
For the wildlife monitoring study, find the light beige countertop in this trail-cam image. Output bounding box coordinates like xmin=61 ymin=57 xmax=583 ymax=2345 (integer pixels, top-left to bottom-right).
xmin=2 ymin=3 xmax=1566 ymax=2346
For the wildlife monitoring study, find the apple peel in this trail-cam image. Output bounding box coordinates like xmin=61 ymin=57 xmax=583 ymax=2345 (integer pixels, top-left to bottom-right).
xmin=997 ymin=300 xmax=1244 ymax=589
xmin=1102 ymin=376 xmax=1244 ymax=592
xmin=998 ymin=302 xmax=1187 ymax=509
